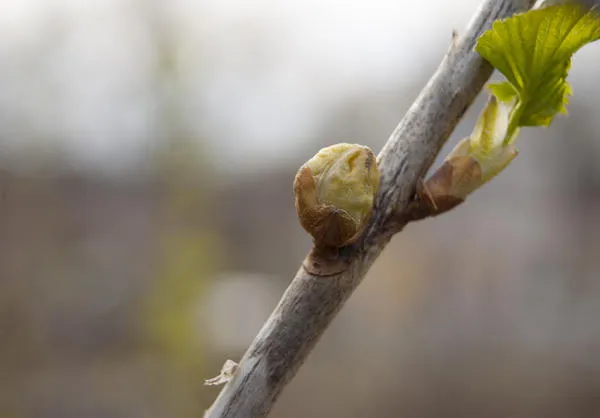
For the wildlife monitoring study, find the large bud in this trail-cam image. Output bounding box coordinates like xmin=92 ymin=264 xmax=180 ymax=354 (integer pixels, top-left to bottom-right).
xmin=294 ymin=143 xmax=380 ymax=248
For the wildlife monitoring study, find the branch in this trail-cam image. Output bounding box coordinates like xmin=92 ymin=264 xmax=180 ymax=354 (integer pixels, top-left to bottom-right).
xmin=205 ymin=1 xmax=536 ymax=416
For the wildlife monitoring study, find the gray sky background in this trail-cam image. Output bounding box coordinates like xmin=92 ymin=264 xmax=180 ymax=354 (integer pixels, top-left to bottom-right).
xmin=0 ymin=0 xmax=598 ymax=177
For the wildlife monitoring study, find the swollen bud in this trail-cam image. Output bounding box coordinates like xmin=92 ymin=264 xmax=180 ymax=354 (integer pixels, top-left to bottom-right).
xmin=294 ymin=143 xmax=380 ymax=248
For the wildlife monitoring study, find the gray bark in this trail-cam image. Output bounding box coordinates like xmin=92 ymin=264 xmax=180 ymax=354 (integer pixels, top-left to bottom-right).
xmin=205 ymin=0 xmax=537 ymax=416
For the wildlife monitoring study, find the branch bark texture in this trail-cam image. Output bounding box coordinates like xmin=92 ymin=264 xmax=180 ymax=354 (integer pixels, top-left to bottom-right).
xmin=205 ymin=1 xmax=536 ymax=416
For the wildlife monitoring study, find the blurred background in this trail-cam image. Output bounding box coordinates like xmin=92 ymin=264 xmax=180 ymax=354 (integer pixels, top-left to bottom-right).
xmin=1 ymin=0 xmax=599 ymax=417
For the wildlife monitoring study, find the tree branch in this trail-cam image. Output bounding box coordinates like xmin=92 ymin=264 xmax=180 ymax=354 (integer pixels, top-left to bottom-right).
xmin=205 ymin=1 xmax=536 ymax=416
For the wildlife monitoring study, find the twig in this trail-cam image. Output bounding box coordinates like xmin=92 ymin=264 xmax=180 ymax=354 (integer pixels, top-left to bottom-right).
xmin=204 ymin=1 xmax=536 ymax=416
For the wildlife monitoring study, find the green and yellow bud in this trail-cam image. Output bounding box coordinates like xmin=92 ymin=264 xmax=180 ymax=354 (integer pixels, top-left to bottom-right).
xmin=423 ymin=96 xmax=518 ymax=207
xmin=294 ymin=143 xmax=380 ymax=248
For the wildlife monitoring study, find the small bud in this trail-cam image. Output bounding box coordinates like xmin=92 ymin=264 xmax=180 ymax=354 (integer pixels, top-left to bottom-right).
xmin=204 ymin=359 xmax=238 ymax=386
xmin=294 ymin=143 xmax=380 ymax=248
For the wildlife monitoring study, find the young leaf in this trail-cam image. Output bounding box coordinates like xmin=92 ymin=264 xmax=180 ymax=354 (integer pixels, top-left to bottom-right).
xmin=476 ymin=3 xmax=600 ymax=128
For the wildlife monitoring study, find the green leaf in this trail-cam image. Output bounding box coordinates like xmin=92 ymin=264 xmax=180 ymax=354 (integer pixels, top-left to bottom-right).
xmin=476 ymin=3 xmax=600 ymax=127
xmin=470 ymin=96 xmax=508 ymax=159
xmin=487 ymin=81 xmax=519 ymax=103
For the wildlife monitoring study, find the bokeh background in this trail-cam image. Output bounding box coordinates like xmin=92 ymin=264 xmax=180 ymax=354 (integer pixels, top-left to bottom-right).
xmin=1 ymin=0 xmax=600 ymax=417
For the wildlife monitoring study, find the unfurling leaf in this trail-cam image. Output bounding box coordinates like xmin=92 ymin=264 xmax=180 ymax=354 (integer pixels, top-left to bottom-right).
xmin=476 ymin=3 xmax=600 ymax=129
xmin=424 ymin=97 xmax=518 ymax=205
